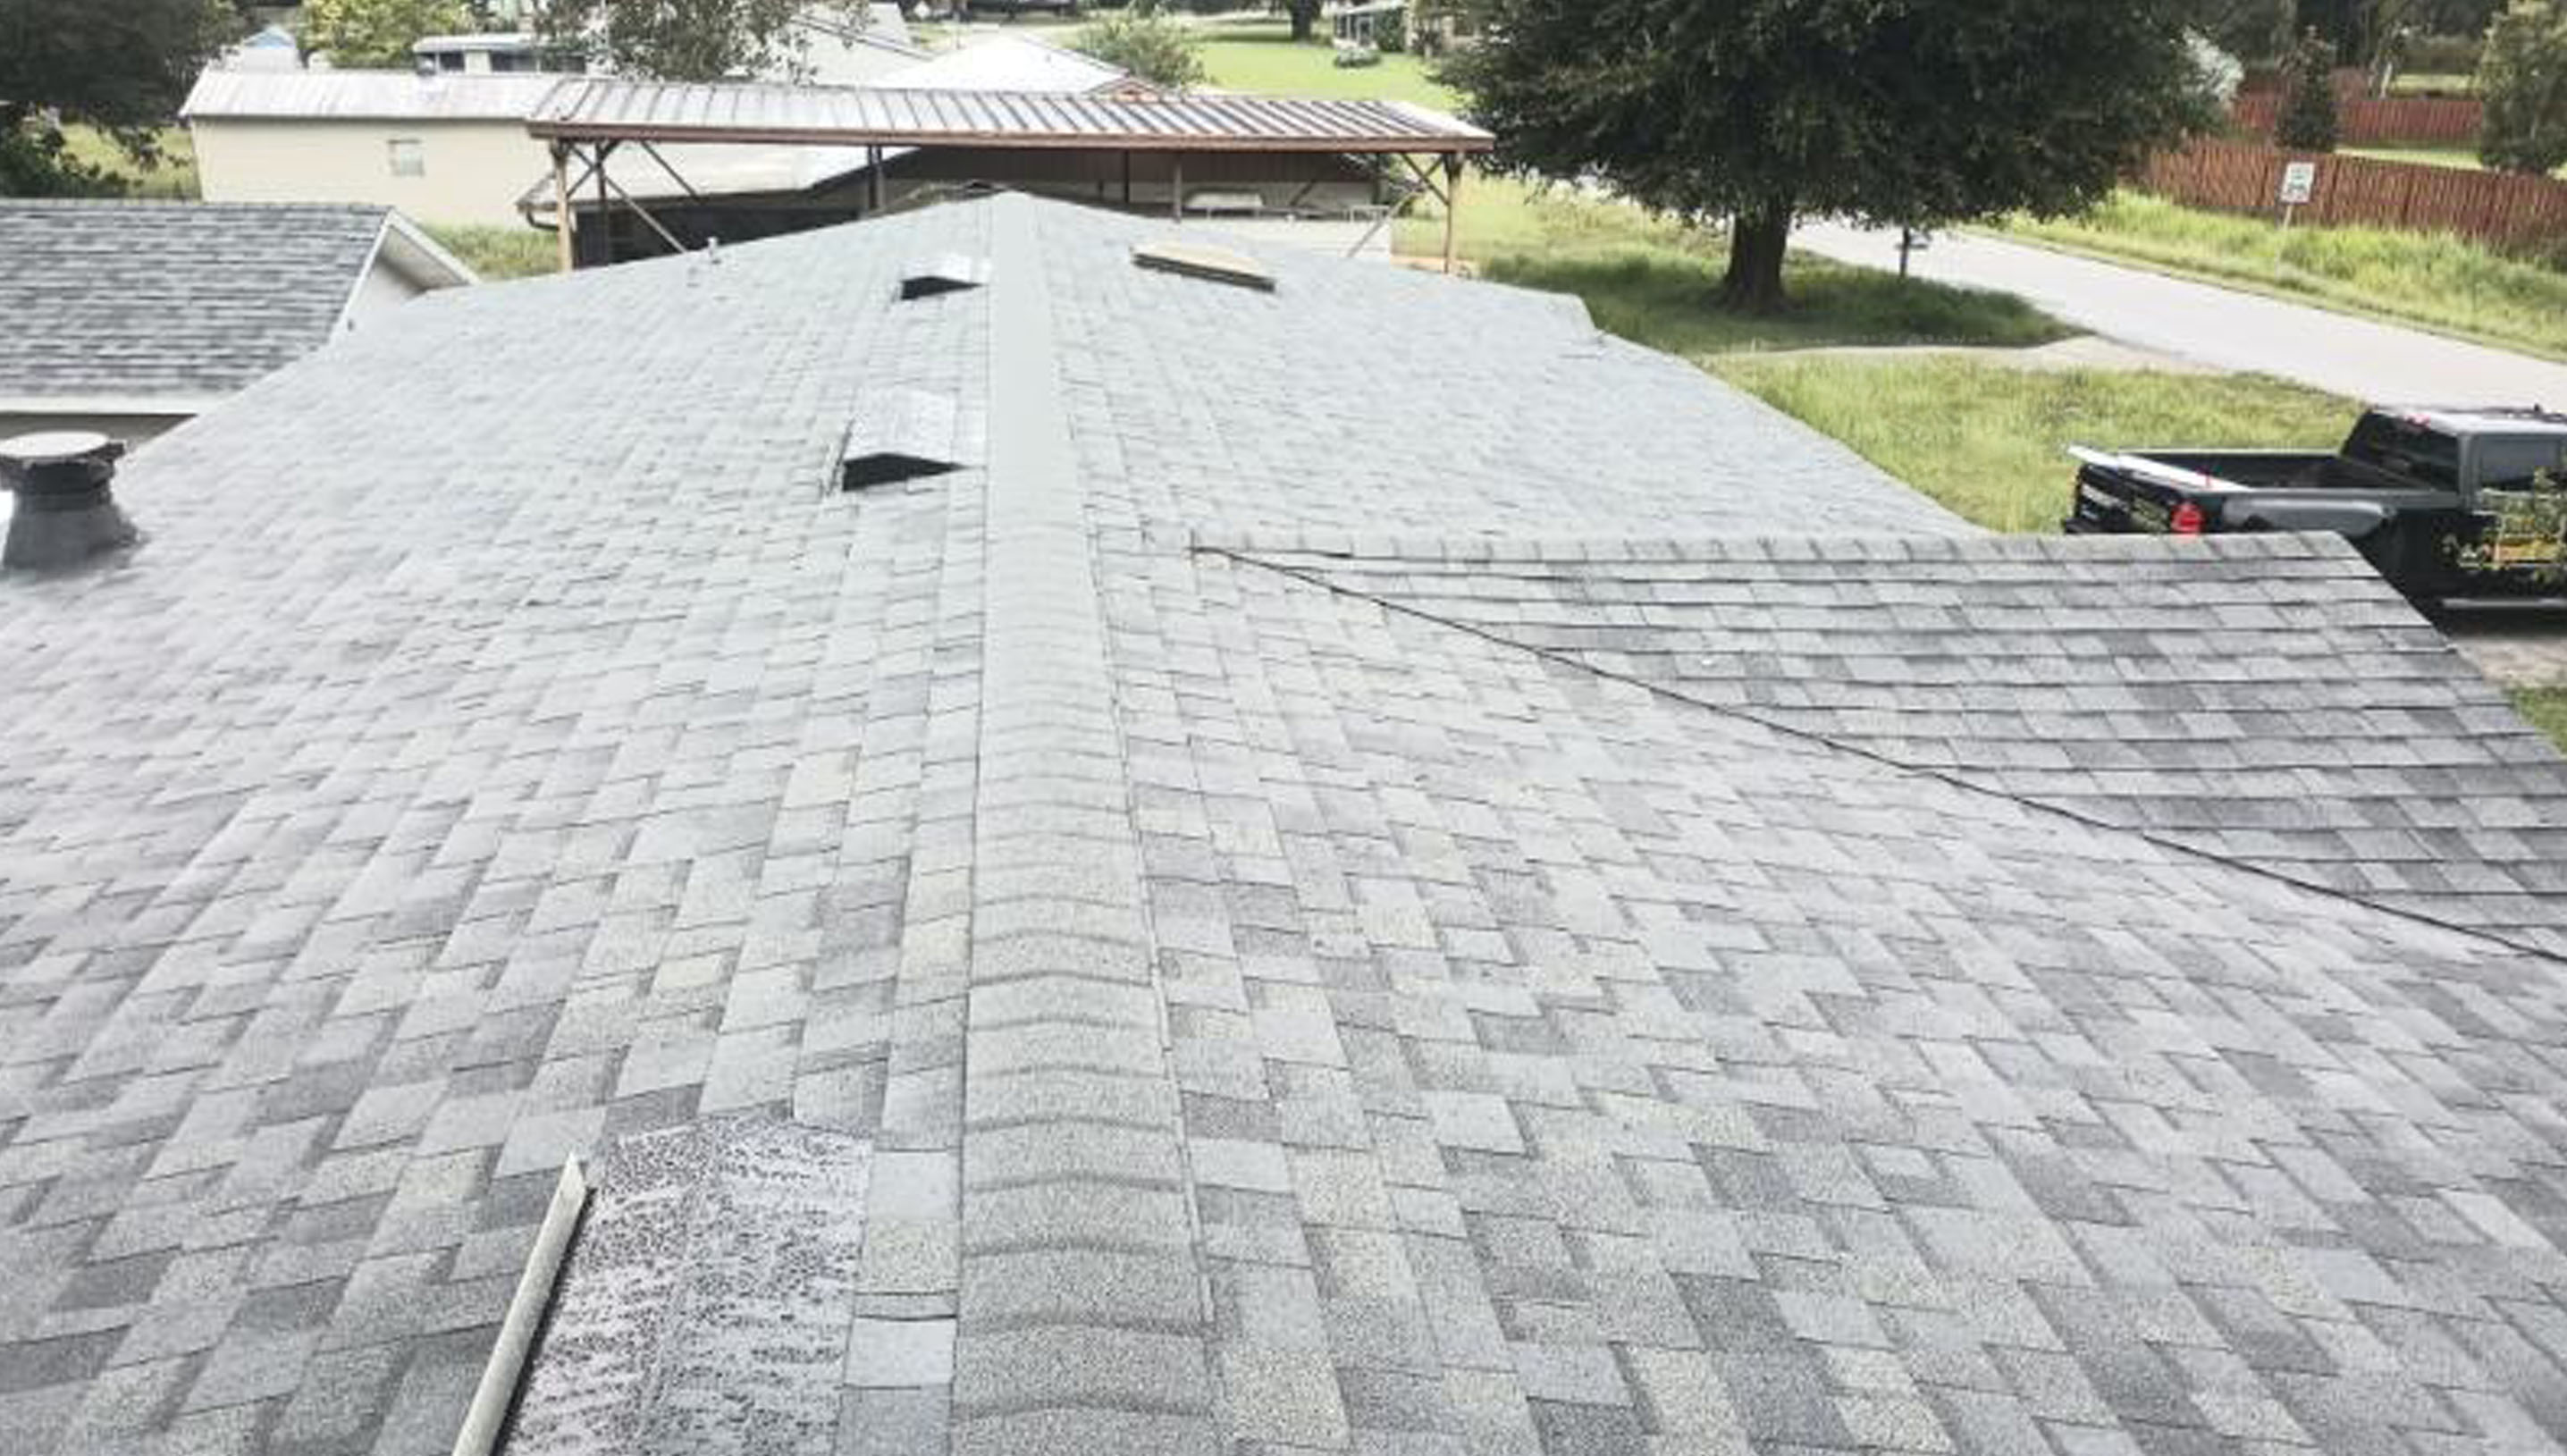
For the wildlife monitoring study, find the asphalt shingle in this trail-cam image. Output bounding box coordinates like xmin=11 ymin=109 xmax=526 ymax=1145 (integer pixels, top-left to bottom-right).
xmin=0 ymin=200 xmax=413 ymax=402
xmin=4 ymin=193 xmax=2567 ymax=1456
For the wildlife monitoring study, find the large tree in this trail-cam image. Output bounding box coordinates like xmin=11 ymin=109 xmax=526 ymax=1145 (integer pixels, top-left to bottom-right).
xmin=1448 ymin=0 xmax=2213 ymax=312
xmin=2188 ymin=0 xmax=2296 ymax=60
xmin=2479 ymin=0 xmax=2567 ymax=173
xmin=538 ymin=0 xmax=814 ymax=80
xmin=0 ymin=0 xmax=242 ymax=194
xmin=305 ymin=0 xmax=473 ymax=67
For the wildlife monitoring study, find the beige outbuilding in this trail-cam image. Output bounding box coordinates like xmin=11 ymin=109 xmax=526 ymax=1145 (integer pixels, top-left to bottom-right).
xmin=183 ymin=71 xmax=563 ymax=227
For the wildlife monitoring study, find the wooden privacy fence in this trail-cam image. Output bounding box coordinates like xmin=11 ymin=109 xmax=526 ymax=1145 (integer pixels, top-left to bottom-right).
xmin=2231 ymin=89 xmax=2482 ymax=146
xmin=2139 ymin=139 xmax=2567 ymax=255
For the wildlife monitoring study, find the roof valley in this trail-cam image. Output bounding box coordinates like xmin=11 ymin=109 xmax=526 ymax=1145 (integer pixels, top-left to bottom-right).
xmin=947 ymin=196 xmax=1221 ymax=1452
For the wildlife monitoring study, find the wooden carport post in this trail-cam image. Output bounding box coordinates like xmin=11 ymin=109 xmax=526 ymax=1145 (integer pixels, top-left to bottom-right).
xmin=1441 ymin=155 xmax=1461 ymax=274
xmin=551 ymin=142 xmax=574 ymax=274
xmin=1171 ymin=154 xmax=1183 ymax=223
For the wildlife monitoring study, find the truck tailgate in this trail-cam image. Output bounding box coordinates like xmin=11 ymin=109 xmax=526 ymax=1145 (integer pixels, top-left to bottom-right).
xmin=2068 ymin=464 xmax=2178 ymax=533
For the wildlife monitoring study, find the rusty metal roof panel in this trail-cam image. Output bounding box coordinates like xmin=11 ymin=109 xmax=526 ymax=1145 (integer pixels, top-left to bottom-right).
xmin=524 ymin=77 xmax=1491 ymax=150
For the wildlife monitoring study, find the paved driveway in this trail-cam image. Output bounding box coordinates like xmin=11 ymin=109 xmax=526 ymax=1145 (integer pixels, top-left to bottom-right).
xmin=1791 ymin=222 xmax=2567 ymax=406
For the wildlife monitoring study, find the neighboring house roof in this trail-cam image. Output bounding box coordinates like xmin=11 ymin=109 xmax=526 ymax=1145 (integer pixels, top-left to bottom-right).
xmin=7 ymin=195 xmax=2567 ymax=1456
xmin=0 ymin=199 xmax=475 ymax=413
xmin=791 ymin=4 xmax=927 ymax=59
xmin=181 ymin=68 xmax=564 ymax=121
xmin=870 ymin=31 xmax=1130 ymax=94
xmin=411 ymin=30 xmax=543 ymax=52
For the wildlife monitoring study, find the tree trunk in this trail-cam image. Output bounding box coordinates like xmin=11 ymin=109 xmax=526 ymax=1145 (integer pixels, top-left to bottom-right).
xmin=1288 ymin=0 xmax=1320 ymax=41
xmin=1721 ymin=205 xmax=1792 ymax=314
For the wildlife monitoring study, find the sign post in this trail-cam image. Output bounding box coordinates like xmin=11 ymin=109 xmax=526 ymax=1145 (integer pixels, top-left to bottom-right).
xmin=2278 ymin=160 xmax=2318 ymax=230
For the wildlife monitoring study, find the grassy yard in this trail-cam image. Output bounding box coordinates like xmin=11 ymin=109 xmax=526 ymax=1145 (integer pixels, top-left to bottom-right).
xmin=1191 ymin=15 xmax=1458 ymax=105
xmin=1391 ymin=175 xmax=2068 ymax=354
xmin=2005 ymin=190 xmax=2567 ymax=361
xmin=57 ymin=124 xmax=198 ymax=198
xmin=2514 ymin=689 xmax=2567 ymax=753
xmin=1707 ymin=357 xmax=2350 ymax=533
xmin=426 ymin=224 xmax=558 ymax=281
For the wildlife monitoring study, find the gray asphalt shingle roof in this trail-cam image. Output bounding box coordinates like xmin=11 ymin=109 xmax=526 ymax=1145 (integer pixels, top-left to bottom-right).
xmin=4 ymin=194 xmax=2567 ymax=1456
xmin=0 ymin=200 xmax=408 ymax=402
xmin=1231 ymin=531 xmax=2567 ymax=956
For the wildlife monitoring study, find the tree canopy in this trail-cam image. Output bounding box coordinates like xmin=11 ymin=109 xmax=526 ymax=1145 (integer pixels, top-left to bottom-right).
xmin=304 ymin=0 xmax=472 ymax=68
xmin=2479 ymin=0 xmax=2567 ymax=173
xmin=2275 ymin=28 xmax=2344 ymax=147
xmin=538 ymin=0 xmax=815 ymax=80
xmin=1446 ymin=0 xmax=2214 ymax=310
xmin=0 ymin=0 xmax=243 ymax=195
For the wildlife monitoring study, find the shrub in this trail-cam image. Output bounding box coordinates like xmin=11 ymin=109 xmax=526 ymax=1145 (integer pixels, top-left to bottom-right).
xmin=2276 ymin=29 xmax=2342 ymax=150
xmin=2479 ymin=0 xmax=2567 ymax=174
xmin=1072 ymin=8 xmax=1207 ymax=88
xmin=1373 ymin=6 xmax=1408 ymax=52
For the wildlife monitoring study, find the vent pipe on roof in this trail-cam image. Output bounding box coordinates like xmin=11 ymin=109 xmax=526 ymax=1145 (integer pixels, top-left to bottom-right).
xmin=2 ymin=432 xmax=138 ymax=572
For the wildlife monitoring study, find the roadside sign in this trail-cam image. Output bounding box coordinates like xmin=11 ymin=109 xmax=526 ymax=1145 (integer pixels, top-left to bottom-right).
xmin=2278 ymin=161 xmax=2318 ymax=206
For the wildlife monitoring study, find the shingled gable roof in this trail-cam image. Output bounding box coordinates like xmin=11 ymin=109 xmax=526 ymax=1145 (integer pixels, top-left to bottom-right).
xmin=1228 ymin=531 xmax=2567 ymax=956
xmin=0 ymin=199 xmax=474 ymax=409
xmin=6 ymin=194 xmax=2567 ymax=1456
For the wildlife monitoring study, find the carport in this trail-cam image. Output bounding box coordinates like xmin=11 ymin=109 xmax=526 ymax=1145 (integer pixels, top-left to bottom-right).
xmin=522 ymin=76 xmax=1494 ymax=273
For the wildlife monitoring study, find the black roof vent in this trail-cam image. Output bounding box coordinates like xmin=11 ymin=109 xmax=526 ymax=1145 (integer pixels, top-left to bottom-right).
xmin=840 ymin=390 xmax=969 ymax=491
xmin=2 ymin=431 xmax=138 ymax=572
xmin=1132 ymin=240 xmax=1275 ymax=292
xmin=898 ymin=254 xmax=989 ymax=300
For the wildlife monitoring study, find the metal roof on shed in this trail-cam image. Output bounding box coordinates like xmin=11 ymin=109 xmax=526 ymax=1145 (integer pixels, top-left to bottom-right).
xmin=182 ymin=68 xmax=564 ymax=122
xmin=525 ymin=76 xmax=1492 ymax=151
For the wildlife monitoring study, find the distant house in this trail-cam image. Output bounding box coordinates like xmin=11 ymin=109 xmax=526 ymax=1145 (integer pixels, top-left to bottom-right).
xmin=792 ymin=5 xmax=930 ymax=84
xmin=217 ymin=23 xmax=303 ymax=72
xmin=866 ymin=31 xmax=1125 ymax=93
xmin=182 ymin=70 xmax=563 ymax=227
xmin=410 ymin=32 xmax=573 ymax=74
xmin=0 ymin=200 xmax=474 ymax=445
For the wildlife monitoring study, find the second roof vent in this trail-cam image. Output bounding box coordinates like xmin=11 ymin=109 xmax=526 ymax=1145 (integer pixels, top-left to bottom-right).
xmin=839 ymin=389 xmax=971 ymax=491
xmin=1132 ymin=240 xmax=1275 ymax=292
xmin=898 ymin=254 xmax=989 ymax=301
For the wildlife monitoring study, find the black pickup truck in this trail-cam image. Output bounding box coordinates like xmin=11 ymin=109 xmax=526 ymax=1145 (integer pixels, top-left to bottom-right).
xmin=2066 ymin=406 xmax=2567 ymax=603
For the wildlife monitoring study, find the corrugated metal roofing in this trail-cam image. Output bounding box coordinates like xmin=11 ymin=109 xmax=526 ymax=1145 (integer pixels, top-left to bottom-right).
xmin=181 ymin=68 xmax=564 ymax=122
xmin=526 ymin=76 xmax=1492 ymax=151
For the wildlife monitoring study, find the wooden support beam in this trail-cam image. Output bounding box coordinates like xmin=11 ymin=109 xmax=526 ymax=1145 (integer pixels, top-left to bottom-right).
xmin=594 ymin=139 xmax=614 ymax=266
xmin=1442 ymin=155 xmax=1461 ymax=275
xmin=551 ymin=143 xmax=574 ymax=274
xmin=868 ymin=145 xmax=883 ymax=214
xmin=1171 ymin=154 xmax=1183 ymax=222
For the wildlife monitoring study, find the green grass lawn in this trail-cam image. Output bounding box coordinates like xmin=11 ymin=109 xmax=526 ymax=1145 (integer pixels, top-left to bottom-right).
xmin=2514 ymin=688 xmax=2567 ymax=753
xmin=1190 ymin=16 xmax=1458 ymax=105
xmin=1707 ymin=357 xmax=2351 ymax=533
xmin=425 ymin=224 xmax=558 ymax=282
xmin=2005 ymin=190 xmax=2567 ymax=362
xmin=56 ymin=124 xmax=198 ymax=198
xmin=1389 ymin=175 xmax=2065 ymax=354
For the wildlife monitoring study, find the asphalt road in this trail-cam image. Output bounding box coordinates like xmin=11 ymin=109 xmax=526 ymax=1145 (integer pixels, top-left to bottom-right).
xmin=1791 ymin=222 xmax=2567 ymax=407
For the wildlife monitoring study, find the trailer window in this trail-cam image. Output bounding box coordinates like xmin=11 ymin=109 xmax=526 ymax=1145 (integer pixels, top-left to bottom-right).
xmin=2479 ymin=438 xmax=2567 ymax=492
xmin=2344 ymin=415 xmax=2461 ymax=490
